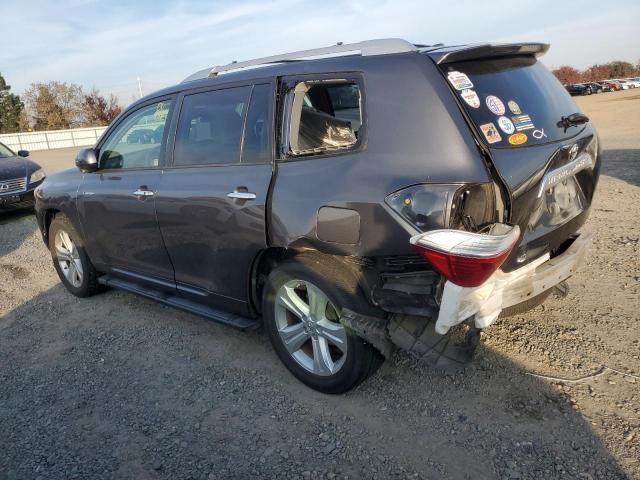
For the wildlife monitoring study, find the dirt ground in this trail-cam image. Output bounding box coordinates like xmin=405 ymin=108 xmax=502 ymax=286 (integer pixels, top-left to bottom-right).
xmin=1 ymin=89 xmax=638 ymax=480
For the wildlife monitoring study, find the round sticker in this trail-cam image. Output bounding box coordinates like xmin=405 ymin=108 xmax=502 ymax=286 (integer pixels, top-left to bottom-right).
xmin=497 ymin=116 xmax=515 ymax=134
xmin=508 ymin=100 xmax=522 ymax=115
xmin=460 ymin=89 xmax=480 ymax=108
xmin=508 ymin=132 xmax=528 ymax=145
xmin=485 ymin=95 xmax=505 ymax=115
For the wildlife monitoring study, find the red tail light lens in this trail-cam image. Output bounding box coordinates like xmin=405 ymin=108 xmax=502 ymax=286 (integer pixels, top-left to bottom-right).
xmin=410 ymin=224 xmax=520 ymax=287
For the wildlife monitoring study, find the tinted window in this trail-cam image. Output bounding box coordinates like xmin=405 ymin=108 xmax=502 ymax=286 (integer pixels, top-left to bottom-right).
xmin=441 ymin=57 xmax=582 ymax=148
xmin=0 ymin=142 xmax=14 ymax=158
xmin=174 ymin=86 xmax=250 ymax=166
xmin=241 ymin=84 xmax=273 ymax=163
xmin=100 ymin=100 xmax=172 ymax=169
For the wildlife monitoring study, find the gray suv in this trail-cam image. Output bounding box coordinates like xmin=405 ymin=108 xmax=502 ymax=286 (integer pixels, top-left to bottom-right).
xmin=35 ymin=39 xmax=599 ymax=393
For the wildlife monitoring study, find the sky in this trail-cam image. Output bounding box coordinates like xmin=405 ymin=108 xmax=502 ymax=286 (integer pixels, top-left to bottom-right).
xmin=1 ymin=0 xmax=638 ymax=105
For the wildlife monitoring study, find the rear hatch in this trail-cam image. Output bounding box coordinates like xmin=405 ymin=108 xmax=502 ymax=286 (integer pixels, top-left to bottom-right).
xmin=426 ymin=44 xmax=600 ymax=271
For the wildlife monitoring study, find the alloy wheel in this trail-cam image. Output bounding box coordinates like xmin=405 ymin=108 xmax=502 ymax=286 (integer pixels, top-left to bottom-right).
xmin=55 ymin=229 xmax=83 ymax=288
xmin=274 ymin=280 xmax=348 ymax=376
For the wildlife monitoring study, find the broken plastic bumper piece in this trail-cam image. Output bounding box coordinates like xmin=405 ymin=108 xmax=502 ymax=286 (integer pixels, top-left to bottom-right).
xmin=434 ymin=232 xmax=591 ymax=334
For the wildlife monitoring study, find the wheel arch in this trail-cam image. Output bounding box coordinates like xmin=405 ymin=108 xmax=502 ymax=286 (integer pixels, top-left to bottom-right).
xmin=249 ymin=246 xmax=383 ymax=318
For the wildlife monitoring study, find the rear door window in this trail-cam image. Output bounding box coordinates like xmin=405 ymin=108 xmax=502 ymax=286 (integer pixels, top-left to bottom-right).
xmin=440 ymin=57 xmax=583 ymax=148
xmin=241 ymin=83 xmax=273 ymax=164
xmin=174 ymin=86 xmax=251 ymax=166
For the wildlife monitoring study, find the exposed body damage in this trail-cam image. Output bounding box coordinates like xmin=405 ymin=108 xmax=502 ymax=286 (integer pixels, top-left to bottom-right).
xmin=36 ymin=39 xmax=600 ymax=392
xmin=435 ymin=232 xmax=591 ymax=334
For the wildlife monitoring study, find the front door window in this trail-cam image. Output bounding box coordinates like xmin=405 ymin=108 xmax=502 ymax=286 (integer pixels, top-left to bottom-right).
xmin=99 ymin=100 xmax=173 ymax=169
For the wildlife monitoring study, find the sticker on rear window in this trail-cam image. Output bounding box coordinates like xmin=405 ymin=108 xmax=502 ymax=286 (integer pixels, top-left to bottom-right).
xmin=480 ymin=123 xmax=502 ymax=144
xmin=532 ymin=128 xmax=547 ymax=139
xmin=447 ymin=71 xmax=473 ymax=90
xmin=508 ymin=132 xmax=528 ymax=145
xmin=507 ymin=100 xmax=522 ymax=115
xmin=511 ymin=114 xmax=534 ymax=131
xmin=460 ymin=89 xmax=480 ymax=108
xmin=485 ymin=95 xmax=505 ymax=115
xmin=497 ymin=116 xmax=515 ymax=134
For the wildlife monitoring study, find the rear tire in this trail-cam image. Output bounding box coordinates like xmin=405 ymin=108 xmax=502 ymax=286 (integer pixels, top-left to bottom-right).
xmin=263 ymin=255 xmax=383 ymax=394
xmin=49 ymin=214 xmax=100 ymax=298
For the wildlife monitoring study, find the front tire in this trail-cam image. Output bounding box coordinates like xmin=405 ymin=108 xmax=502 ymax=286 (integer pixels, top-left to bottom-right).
xmin=263 ymin=256 xmax=382 ymax=394
xmin=49 ymin=214 xmax=100 ymax=297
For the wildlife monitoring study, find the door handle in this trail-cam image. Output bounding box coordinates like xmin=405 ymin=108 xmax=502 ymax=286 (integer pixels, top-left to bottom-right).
xmin=227 ymin=191 xmax=256 ymax=200
xmin=133 ymin=189 xmax=154 ymax=197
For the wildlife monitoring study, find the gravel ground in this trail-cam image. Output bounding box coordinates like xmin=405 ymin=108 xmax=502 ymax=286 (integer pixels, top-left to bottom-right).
xmin=1 ymin=90 xmax=638 ymax=479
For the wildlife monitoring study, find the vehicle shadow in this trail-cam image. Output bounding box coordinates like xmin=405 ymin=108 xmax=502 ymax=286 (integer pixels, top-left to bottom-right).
xmin=0 ymin=284 xmax=632 ymax=479
xmin=600 ymin=148 xmax=640 ymax=187
xmin=0 ymin=209 xmax=38 ymax=258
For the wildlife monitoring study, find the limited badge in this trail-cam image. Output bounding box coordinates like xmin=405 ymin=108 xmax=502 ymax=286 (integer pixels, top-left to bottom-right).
xmin=507 ymin=100 xmax=522 ymax=115
xmin=532 ymin=128 xmax=547 ymax=139
xmin=447 ymin=71 xmax=473 ymax=90
xmin=460 ymin=89 xmax=480 ymax=108
xmin=511 ymin=114 xmax=534 ymax=131
xmin=485 ymin=95 xmax=505 ymax=115
xmin=508 ymin=132 xmax=528 ymax=145
xmin=497 ymin=116 xmax=515 ymax=134
xmin=480 ymin=123 xmax=502 ymax=144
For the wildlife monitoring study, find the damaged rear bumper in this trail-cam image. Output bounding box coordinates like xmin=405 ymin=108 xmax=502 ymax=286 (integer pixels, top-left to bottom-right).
xmin=436 ymin=232 xmax=592 ymax=334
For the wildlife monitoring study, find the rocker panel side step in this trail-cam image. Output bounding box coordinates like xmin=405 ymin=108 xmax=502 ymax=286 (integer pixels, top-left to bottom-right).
xmin=98 ymin=275 xmax=260 ymax=331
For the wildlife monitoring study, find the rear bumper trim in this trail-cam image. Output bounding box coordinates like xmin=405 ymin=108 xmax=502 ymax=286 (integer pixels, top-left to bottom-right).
xmin=435 ymin=232 xmax=591 ymax=334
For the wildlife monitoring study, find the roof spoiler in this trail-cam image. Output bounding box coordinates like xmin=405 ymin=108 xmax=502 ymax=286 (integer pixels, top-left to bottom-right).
xmin=426 ymin=43 xmax=550 ymax=64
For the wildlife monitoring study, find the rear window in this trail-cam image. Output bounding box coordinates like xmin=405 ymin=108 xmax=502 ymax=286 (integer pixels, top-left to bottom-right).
xmin=441 ymin=57 xmax=582 ymax=148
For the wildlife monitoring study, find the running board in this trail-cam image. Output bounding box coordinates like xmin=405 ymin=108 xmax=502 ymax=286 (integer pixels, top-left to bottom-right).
xmin=98 ymin=275 xmax=260 ymax=331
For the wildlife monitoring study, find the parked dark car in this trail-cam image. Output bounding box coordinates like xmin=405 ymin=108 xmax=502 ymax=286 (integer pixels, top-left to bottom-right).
xmin=583 ymin=82 xmax=603 ymax=93
xmin=0 ymin=142 xmax=46 ymax=211
xmin=565 ymin=83 xmax=592 ymax=95
xmin=35 ymin=39 xmax=600 ymax=393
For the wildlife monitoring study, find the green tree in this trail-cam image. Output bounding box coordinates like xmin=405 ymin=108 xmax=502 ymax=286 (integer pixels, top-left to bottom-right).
xmin=0 ymin=73 xmax=24 ymax=134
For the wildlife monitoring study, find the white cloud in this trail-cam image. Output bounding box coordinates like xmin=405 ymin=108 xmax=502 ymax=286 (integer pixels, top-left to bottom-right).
xmin=1 ymin=0 xmax=638 ymax=103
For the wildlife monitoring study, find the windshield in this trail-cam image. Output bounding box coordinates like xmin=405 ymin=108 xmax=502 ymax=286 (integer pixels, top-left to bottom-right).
xmin=441 ymin=56 xmax=583 ymax=148
xmin=0 ymin=142 xmax=15 ymax=158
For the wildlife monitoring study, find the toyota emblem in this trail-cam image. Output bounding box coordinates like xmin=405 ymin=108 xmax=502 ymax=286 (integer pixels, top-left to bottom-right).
xmin=568 ymin=144 xmax=579 ymax=161
xmin=0 ymin=183 xmax=9 ymax=191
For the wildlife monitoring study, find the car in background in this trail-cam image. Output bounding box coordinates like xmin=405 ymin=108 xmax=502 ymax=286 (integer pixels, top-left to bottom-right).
xmin=596 ymin=81 xmax=617 ymax=92
xmin=0 ymin=142 xmax=46 ymax=212
xmin=583 ymin=82 xmax=603 ymax=93
xmin=612 ymin=79 xmax=632 ymax=89
xmin=565 ymin=83 xmax=592 ymax=95
xmin=623 ymin=78 xmax=640 ymax=88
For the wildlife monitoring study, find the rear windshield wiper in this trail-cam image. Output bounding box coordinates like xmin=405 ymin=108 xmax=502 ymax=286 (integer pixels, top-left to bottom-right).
xmin=557 ymin=112 xmax=589 ymax=132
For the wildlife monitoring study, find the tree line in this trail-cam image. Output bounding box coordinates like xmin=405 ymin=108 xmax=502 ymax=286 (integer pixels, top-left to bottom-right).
xmin=0 ymin=72 xmax=122 ymax=134
xmin=552 ymin=60 xmax=640 ymax=85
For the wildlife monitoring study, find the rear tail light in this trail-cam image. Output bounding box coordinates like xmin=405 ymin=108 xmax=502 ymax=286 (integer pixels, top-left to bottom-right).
xmin=410 ymin=224 xmax=520 ymax=287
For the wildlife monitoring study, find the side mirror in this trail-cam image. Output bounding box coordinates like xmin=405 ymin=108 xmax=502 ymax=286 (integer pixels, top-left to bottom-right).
xmin=75 ymin=148 xmax=99 ymax=173
xmin=17 ymin=150 xmax=29 ymax=157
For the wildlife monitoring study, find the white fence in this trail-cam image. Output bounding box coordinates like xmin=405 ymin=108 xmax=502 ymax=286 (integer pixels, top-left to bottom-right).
xmin=0 ymin=126 xmax=107 ymax=152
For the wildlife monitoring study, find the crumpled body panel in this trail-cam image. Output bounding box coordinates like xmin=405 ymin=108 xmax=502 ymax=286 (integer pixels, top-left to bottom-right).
xmin=435 ymin=232 xmax=591 ymax=334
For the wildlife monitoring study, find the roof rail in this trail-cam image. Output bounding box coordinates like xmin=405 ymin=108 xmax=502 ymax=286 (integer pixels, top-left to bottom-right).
xmin=182 ymin=38 xmax=418 ymax=83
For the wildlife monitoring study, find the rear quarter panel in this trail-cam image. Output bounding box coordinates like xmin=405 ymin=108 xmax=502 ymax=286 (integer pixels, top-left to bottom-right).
xmin=269 ymin=54 xmax=490 ymax=256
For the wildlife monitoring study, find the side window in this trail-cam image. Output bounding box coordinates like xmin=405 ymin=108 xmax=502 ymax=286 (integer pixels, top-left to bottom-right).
xmin=286 ymin=79 xmax=363 ymax=157
xmin=99 ymin=100 xmax=172 ymax=169
xmin=241 ymin=84 xmax=273 ymax=163
xmin=174 ymin=86 xmax=251 ymax=166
